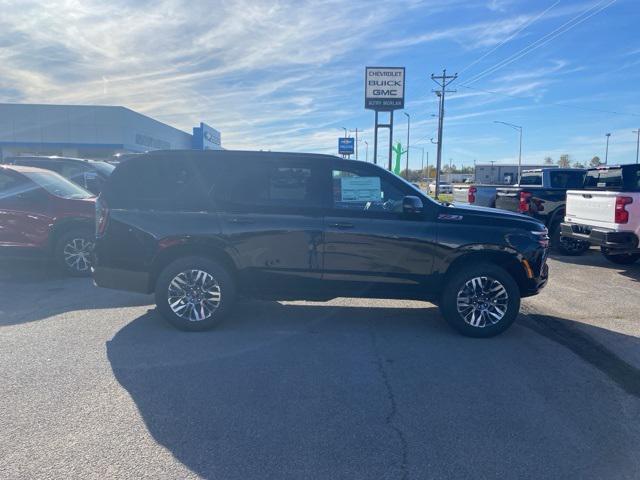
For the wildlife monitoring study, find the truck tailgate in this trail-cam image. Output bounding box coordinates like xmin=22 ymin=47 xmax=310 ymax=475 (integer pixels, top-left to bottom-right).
xmin=453 ymin=186 xmax=470 ymax=203
xmin=565 ymin=190 xmax=616 ymax=229
xmin=495 ymin=188 xmax=520 ymax=212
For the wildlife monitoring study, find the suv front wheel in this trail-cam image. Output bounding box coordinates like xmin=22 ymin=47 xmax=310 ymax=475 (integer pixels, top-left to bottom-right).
xmin=155 ymin=256 xmax=236 ymax=331
xmin=440 ymin=263 xmax=521 ymax=338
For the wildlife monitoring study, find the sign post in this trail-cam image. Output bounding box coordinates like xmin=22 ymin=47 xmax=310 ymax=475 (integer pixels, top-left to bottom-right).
xmin=365 ymin=67 xmax=405 ymax=170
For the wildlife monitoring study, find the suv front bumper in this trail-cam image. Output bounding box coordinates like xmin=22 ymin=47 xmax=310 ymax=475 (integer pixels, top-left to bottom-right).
xmin=560 ymin=222 xmax=639 ymax=252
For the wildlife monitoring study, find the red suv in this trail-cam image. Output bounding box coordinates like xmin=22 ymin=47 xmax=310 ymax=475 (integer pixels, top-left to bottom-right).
xmin=0 ymin=165 xmax=95 ymax=276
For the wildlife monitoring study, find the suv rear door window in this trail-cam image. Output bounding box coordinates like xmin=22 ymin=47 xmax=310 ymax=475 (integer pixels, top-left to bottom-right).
xmin=215 ymin=159 xmax=323 ymax=212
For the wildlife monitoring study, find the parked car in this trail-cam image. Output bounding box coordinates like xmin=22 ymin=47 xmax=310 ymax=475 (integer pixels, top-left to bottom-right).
xmin=495 ymin=168 xmax=589 ymax=255
xmin=562 ymin=164 xmax=640 ymax=265
xmin=0 ymin=165 xmax=95 ymax=276
xmin=5 ymin=156 xmax=115 ymax=194
xmin=428 ymin=181 xmax=453 ymax=195
xmin=93 ymin=150 xmax=549 ymax=338
xmin=453 ymin=184 xmax=499 ymax=207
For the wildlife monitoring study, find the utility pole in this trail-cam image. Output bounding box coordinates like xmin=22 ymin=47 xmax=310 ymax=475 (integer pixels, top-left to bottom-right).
xmin=605 ymin=133 xmax=611 ymax=165
xmin=425 ymin=151 xmax=429 ymax=180
xmin=431 ymin=69 xmax=457 ymax=198
xmin=404 ymin=112 xmax=410 ymax=179
xmin=633 ymin=129 xmax=640 ymax=164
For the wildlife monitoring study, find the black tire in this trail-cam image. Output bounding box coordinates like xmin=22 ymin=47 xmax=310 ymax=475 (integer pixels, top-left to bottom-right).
xmin=601 ymin=248 xmax=640 ymax=265
xmin=155 ymin=256 xmax=236 ymax=331
xmin=440 ymin=263 xmax=521 ymax=338
xmin=551 ymin=221 xmax=590 ymax=256
xmin=54 ymin=229 xmax=94 ymax=277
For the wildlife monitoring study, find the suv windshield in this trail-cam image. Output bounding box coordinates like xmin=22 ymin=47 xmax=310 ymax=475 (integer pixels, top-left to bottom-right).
xmin=22 ymin=170 xmax=93 ymax=199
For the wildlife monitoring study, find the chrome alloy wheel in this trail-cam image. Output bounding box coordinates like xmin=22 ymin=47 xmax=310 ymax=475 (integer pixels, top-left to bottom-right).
xmin=167 ymin=269 xmax=221 ymax=322
xmin=456 ymin=276 xmax=509 ymax=328
xmin=63 ymin=238 xmax=94 ymax=272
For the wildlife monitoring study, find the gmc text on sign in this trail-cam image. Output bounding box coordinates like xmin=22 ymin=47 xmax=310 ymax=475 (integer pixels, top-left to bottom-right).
xmin=365 ymin=67 xmax=405 ymax=111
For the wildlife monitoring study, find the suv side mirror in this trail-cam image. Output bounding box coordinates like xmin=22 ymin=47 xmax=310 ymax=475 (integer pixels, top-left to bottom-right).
xmin=402 ymin=195 xmax=423 ymax=214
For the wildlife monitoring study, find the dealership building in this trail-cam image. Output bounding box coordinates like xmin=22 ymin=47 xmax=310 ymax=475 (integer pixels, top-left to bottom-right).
xmin=0 ymin=103 xmax=222 ymax=161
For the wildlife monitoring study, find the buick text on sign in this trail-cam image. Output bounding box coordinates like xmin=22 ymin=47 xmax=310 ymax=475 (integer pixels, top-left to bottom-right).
xmin=365 ymin=67 xmax=405 ymax=110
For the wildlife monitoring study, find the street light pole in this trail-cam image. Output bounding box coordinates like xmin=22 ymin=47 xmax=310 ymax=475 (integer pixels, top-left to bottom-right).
xmin=364 ymin=140 xmax=369 ymax=162
xmin=349 ymin=128 xmax=359 ymax=160
xmin=633 ymin=129 xmax=640 ymax=164
xmin=605 ymin=133 xmax=611 ymax=165
xmin=494 ymin=121 xmax=523 ymax=184
xmin=404 ymin=112 xmax=410 ymax=179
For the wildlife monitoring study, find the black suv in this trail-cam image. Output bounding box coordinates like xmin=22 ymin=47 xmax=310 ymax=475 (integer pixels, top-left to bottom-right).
xmin=5 ymin=156 xmax=115 ymax=194
xmin=93 ymin=150 xmax=549 ymax=337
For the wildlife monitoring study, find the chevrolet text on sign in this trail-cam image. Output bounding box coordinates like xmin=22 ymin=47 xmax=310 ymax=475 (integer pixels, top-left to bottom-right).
xmin=365 ymin=67 xmax=405 ymax=110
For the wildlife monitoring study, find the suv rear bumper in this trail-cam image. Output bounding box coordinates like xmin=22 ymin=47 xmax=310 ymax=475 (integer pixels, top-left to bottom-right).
xmin=92 ymin=266 xmax=152 ymax=294
xmin=560 ymin=222 xmax=639 ymax=251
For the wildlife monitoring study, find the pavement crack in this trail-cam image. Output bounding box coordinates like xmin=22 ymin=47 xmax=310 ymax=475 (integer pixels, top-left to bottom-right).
xmin=369 ymin=325 xmax=409 ymax=480
xmin=521 ymin=306 xmax=640 ymax=398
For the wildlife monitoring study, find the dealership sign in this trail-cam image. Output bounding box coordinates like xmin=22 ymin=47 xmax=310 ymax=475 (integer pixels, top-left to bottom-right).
xmin=365 ymin=67 xmax=405 ymax=111
xmin=338 ymin=137 xmax=355 ymax=155
xmin=192 ymin=122 xmax=222 ymax=150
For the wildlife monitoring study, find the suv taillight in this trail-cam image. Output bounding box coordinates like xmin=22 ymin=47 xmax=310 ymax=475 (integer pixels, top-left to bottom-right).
xmin=518 ymin=191 xmax=532 ymax=213
xmin=96 ymin=196 xmax=109 ymax=236
xmin=615 ymin=196 xmax=633 ymax=224
xmin=468 ymin=186 xmax=477 ymax=204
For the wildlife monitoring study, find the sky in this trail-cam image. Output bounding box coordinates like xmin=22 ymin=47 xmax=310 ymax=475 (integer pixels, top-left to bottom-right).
xmin=0 ymin=0 xmax=638 ymax=170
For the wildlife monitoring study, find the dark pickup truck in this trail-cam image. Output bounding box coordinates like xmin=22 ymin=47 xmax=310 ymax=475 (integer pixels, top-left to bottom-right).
xmin=495 ymin=168 xmax=589 ymax=255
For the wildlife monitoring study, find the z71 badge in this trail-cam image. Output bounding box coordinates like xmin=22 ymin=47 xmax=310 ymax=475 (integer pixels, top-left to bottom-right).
xmin=438 ymin=214 xmax=463 ymax=221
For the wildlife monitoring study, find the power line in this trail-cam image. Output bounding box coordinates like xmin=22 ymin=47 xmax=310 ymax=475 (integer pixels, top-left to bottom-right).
xmin=458 ymin=0 xmax=561 ymax=76
xmin=464 ymin=0 xmax=617 ymax=85
xmin=457 ymin=84 xmax=640 ymax=118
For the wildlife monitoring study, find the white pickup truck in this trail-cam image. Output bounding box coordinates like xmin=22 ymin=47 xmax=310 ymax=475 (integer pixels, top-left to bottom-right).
xmin=561 ymin=165 xmax=640 ymax=265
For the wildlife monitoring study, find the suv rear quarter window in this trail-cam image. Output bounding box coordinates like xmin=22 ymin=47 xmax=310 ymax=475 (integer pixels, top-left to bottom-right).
xmin=106 ymin=156 xmax=206 ymax=210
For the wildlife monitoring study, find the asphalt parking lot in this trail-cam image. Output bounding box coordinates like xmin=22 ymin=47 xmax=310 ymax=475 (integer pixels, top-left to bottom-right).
xmin=1 ymin=251 xmax=639 ymax=479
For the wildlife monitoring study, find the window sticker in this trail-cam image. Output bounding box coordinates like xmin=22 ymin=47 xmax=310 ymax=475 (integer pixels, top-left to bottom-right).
xmin=340 ymin=176 xmax=381 ymax=202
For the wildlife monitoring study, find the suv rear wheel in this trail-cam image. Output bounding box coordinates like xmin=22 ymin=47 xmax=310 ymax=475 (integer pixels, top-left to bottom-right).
xmin=155 ymin=256 xmax=236 ymax=331
xmin=440 ymin=263 xmax=521 ymax=338
xmin=55 ymin=229 xmax=94 ymax=277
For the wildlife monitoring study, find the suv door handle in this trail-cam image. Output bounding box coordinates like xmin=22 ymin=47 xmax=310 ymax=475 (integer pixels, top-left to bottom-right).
xmin=229 ymin=217 xmax=255 ymax=224
xmin=329 ymin=222 xmax=354 ymax=229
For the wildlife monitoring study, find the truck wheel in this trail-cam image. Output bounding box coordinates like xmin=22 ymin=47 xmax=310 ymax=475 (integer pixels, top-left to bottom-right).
xmin=155 ymin=256 xmax=236 ymax=331
xmin=55 ymin=229 xmax=94 ymax=277
xmin=551 ymin=222 xmax=589 ymax=256
xmin=601 ymin=248 xmax=640 ymax=265
xmin=440 ymin=263 xmax=521 ymax=338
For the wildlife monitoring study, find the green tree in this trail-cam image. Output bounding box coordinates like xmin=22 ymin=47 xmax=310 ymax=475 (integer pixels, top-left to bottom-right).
xmin=573 ymin=161 xmax=585 ymax=169
xmin=558 ymin=154 xmax=570 ymax=168
xmin=544 ymin=156 xmax=554 ymax=165
xmin=589 ymin=156 xmax=602 ymax=167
